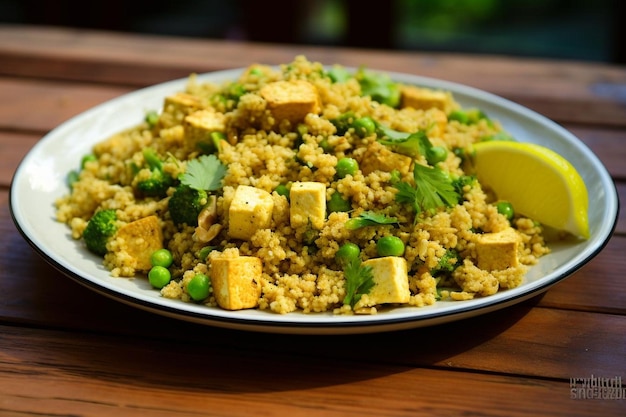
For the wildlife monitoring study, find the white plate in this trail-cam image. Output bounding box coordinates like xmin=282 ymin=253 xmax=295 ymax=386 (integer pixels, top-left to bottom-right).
xmin=10 ymin=68 xmax=618 ymax=335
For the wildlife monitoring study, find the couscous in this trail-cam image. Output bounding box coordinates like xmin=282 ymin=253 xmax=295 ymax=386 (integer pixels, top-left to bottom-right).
xmin=55 ymin=56 xmax=550 ymax=315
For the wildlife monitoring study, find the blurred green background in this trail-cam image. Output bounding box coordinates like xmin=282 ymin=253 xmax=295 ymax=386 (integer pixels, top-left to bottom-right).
xmin=2 ymin=0 xmax=623 ymax=63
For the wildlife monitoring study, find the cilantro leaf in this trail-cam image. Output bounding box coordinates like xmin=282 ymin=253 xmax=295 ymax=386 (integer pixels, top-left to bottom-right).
xmin=180 ymin=154 xmax=227 ymax=191
xmin=343 ymin=258 xmax=375 ymax=309
xmin=378 ymin=130 xmax=431 ymax=158
xmin=345 ymin=211 xmax=399 ymax=230
xmin=394 ymin=163 xmax=459 ymax=218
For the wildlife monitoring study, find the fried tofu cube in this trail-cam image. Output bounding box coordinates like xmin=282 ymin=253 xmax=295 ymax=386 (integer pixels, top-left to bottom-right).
xmin=184 ymin=109 xmax=226 ymax=151
xmin=164 ymin=92 xmax=203 ymax=114
xmin=259 ymin=80 xmax=321 ymax=124
xmin=210 ymin=255 xmax=262 ymax=310
xmin=289 ymin=182 xmax=326 ymax=230
xmin=354 ymin=257 xmax=410 ymax=309
xmin=475 ymin=228 xmax=521 ymax=271
xmin=360 ymin=141 xmax=413 ymax=176
xmin=228 ymin=185 xmax=274 ymax=240
xmin=114 ymin=216 xmax=163 ymax=271
xmin=160 ymin=93 xmax=205 ymax=128
xmin=401 ymin=85 xmax=455 ymax=113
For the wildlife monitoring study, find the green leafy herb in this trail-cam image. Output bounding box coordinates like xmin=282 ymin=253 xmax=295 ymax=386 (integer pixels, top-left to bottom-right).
xmin=327 ymin=66 xmax=352 ymax=83
xmin=343 ymin=258 xmax=375 ymax=309
xmin=394 ymin=163 xmax=459 ymax=218
xmin=345 ymin=211 xmax=399 ymax=230
xmin=355 ymin=67 xmax=401 ymax=108
xmin=180 ymin=154 xmax=227 ymax=192
xmin=378 ymin=130 xmax=431 ymax=158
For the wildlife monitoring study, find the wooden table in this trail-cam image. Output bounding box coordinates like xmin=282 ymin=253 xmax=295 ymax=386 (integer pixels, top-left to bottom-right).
xmin=1 ymin=25 xmax=624 ymax=416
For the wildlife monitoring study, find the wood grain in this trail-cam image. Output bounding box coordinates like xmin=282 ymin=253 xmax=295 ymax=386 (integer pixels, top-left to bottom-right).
xmin=1 ymin=26 xmax=625 ymax=127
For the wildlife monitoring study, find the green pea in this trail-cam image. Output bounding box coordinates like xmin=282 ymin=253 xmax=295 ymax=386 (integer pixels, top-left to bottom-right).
xmin=319 ymin=138 xmax=333 ymax=153
xmin=145 ymin=110 xmax=159 ymax=128
xmin=148 ymin=266 xmax=171 ymax=289
xmin=249 ymin=67 xmax=264 ymax=76
xmin=81 ymin=154 xmax=97 ymax=169
xmin=448 ymin=110 xmax=469 ymax=124
xmin=151 ymin=248 xmax=173 ymax=268
xmin=274 ymin=184 xmax=290 ymax=199
xmin=496 ymin=201 xmax=515 ymax=220
xmin=376 ymin=235 xmax=405 ymax=257
xmin=426 ymin=146 xmax=448 ymax=165
xmin=328 ymin=191 xmax=351 ymax=213
xmin=187 ymin=273 xmax=211 ymax=301
xmin=352 ymin=116 xmax=376 ymax=138
xmin=336 ymin=243 xmax=360 ymax=266
xmin=336 ymin=157 xmax=358 ymax=179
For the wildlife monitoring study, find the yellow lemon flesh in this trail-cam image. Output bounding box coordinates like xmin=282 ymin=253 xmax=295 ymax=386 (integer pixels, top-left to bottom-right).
xmin=472 ymin=141 xmax=589 ymax=239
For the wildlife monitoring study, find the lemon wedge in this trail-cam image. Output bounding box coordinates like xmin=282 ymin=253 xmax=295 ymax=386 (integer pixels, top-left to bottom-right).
xmin=471 ymin=141 xmax=589 ymax=239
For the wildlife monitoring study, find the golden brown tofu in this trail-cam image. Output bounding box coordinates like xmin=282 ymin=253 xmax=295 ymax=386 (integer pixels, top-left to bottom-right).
xmin=114 ymin=216 xmax=163 ymax=271
xmin=475 ymin=228 xmax=520 ymax=271
xmin=259 ymin=80 xmax=321 ymax=124
xmin=289 ymin=182 xmax=326 ymax=230
xmin=228 ymin=185 xmax=274 ymax=240
xmin=183 ymin=109 xmax=226 ymax=151
xmin=400 ymin=85 xmax=455 ymax=113
xmin=210 ymin=255 xmax=262 ymax=310
xmin=160 ymin=93 xmax=205 ymax=128
xmin=354 ymin=256 xmax=410 ymax=309
xmin=164 ymin=92 xmax=203 ymax=114
xmin=360 ymin=141 xmax=413 ymax=176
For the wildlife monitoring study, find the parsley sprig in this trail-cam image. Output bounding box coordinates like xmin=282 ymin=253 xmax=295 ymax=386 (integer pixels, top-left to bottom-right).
xmin=394 ymin=163 xmax=459 ymax=219
xmin=345 ymin=211 xmax=399 ymax=230
xmin=343 ymin=258 xmax=375 ymax=309
xmin=180 ymin=154 xmax=227 ymax=191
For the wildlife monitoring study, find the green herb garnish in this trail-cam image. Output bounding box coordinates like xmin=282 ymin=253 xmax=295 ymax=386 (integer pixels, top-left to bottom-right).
xmin=394 ymin=163 xmax=459 ymax=218
xmin=345 ymin=211 xmax=399 ymax=230
xmin=378 ymin=130 xmax=430 ymax=159
xmin=180 ymin=154 xmax=227 ymax=191
xmin=343 ymin=258 xmax=375 ymax=309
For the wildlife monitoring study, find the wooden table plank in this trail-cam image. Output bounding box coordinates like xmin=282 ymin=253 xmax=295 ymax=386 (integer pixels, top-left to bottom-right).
xmin=0 ymin=77 xmax=130 ymax=133
xmin=1 ymin=324 xmax=624 ymax=417
xmin=0 ymin=132 xmax=40 ymax=187
xmin=1 ymin=26 xmax=625 ymax=127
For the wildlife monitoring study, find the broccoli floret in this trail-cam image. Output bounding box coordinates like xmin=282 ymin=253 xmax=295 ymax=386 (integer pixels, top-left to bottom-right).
xmin=431 ymin=249 xmax=461 ymax=277
xmin=168 ymin=184 xmax=208 ymax=226
xmin=83 ymin=209 xmax=118 ymax=256
xmin=136 ymin=148 xmax=174 ymax=197
xmin=355 ymin=68 xmax=401 ymax=108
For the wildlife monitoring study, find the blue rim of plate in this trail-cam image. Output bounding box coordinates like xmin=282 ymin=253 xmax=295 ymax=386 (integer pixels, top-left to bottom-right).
xmin=9 ymin=66 xmax=619 ymax=335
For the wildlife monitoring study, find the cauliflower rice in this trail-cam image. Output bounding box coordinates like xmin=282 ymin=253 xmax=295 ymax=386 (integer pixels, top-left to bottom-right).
xmin=55 ymin=56 xmax=550 ymax=315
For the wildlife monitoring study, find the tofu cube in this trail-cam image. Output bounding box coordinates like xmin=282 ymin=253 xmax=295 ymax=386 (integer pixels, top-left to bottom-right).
xmin=360 ymin=141 xmax=413 ymax=176
xmin=164 ymin=92 xmax=203 ymax=114
xmin=401 ymin=85 xmax=454 ymax=113
xmin=228 ymin=185 xmax=274 ymax=240
xmin=114 ymin=215 xmax=163 ymax=271
xmin=260 ymin=80 xmax=321 ymax=124
xmin=475 ymin=228 xmax=520 ymax=271
xmin=354 ymin=257 xmax=410 ymax=309
xmin=210 ymin=255 xmax=262 ymax=310
xmin=289 ymin=182 xmax=326 ymax=230
xmin=184 ymin=109 xmax=226 ymax=151
xmin=161 ymin=93 xmax=204 ymax=128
